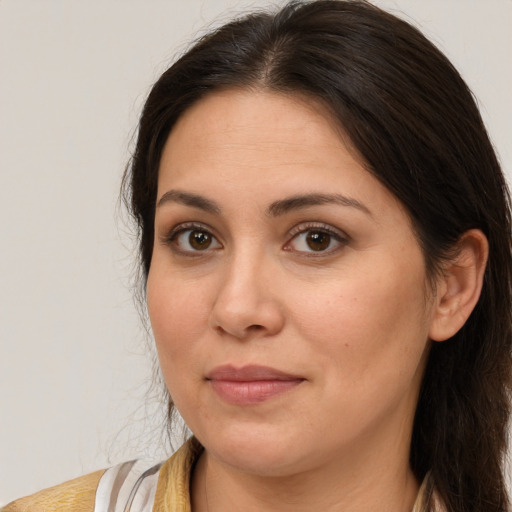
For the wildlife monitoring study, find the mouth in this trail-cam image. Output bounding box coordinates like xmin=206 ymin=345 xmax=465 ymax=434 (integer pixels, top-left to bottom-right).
xmin=206 ymin=365 xmax=305 ymax=405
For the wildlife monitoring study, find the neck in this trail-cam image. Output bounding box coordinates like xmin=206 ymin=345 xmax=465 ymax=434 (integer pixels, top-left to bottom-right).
xmin=191 ymin=435 xmax=419 ymax=512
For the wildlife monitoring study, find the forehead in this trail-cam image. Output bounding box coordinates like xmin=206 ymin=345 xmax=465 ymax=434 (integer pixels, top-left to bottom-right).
xmin=159 ymin=89 xmax=365 ymax=186
xmin=157 ymin=89 xmax=407 ymax=220
xmin=171 ymin=89 xmax=330 ymax=144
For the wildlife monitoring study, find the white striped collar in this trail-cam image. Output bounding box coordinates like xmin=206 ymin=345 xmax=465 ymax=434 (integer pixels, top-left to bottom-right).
xmin=94 ymin=460 xmax=162 ymax=512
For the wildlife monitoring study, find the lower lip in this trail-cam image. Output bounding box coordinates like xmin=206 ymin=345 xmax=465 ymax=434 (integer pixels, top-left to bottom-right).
xmin=209 ymin=379 xmax=303 ymax=405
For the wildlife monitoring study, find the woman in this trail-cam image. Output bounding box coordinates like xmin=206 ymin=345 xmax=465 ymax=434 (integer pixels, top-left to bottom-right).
xmin=4 ymin=1 xmax=511 ymax=511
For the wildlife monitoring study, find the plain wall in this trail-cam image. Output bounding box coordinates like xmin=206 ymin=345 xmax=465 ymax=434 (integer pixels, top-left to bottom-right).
xmin=1 ymin=0 xmax=511 ymax=504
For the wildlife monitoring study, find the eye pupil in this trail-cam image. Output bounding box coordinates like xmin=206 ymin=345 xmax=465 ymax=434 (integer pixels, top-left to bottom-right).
xmin=189 ymin=230 xmax=212 ymax=250
xmin=306 ymin=231 xmax=330 ymax=251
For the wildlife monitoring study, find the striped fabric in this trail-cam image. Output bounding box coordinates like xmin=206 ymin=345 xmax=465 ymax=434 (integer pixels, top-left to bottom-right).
xmin=93 ymin=460 xmax=162 ymax=512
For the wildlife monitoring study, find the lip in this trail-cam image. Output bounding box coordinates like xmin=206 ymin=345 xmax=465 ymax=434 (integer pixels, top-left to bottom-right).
xmin=206 ymin=365 xmax=305 ymax=405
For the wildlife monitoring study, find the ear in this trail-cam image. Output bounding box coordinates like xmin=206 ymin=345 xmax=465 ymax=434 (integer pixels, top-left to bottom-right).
xmin=429 ymin=229 xmax=489 ymax=342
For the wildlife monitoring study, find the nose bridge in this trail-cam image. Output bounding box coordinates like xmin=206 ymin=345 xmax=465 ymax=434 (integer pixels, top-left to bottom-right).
xmin=226 ymin=243 xmax=262 ymax=290
xmin=209 ymin=242 xmax=284 ymax=339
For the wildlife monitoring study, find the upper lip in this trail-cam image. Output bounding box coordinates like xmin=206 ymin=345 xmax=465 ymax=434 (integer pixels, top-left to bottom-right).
xmin=206 ymin=365 xmax=304 ymax=382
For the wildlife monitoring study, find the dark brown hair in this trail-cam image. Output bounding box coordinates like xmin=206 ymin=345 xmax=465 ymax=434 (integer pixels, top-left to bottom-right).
xmin=122 ymin=1 xmax=512 ymax=510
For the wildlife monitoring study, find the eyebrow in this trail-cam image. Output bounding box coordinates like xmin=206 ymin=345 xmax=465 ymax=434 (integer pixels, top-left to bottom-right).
xmin=156 ymin=189 xmax=371 ymax=217
xmin=267 ymin=193 xmax=372 ymax=217
xmin=156 ymin=190 xmax=221 ymax=214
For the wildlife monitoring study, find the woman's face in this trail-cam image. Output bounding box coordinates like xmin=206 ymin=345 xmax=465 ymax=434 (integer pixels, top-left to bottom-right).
xmin=147 ymin=89 xmax=437 ymax=477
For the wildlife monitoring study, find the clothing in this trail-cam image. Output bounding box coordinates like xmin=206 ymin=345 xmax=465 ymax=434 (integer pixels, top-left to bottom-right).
xmin=3 ymin=437 xmax=440 ymax=511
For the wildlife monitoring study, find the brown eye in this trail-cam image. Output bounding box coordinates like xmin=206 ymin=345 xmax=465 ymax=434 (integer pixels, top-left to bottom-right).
xmin=189 ymin=230 xmax=212 ymax=250
xmin=171 ymin=226 xmax=222 ymax=253
xmin=306 ymin=231 xmax=331 ymax=251
xmin=287 ymin=226 xmax=345 ymax=254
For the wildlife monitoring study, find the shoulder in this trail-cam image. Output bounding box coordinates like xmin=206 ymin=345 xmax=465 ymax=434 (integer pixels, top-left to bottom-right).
xmin=2 ymin=459 xmax=164 ymax=512
xmin=2 ymin=469 xmax=105 ymax=512
xmin=2 ymin=439 xmax=202 ymax=512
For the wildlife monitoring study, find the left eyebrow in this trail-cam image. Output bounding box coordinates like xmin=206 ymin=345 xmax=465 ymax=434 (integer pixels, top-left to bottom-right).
xmin=267 ymin=193 xmax=372 ymax=217
xmin=156 ymin=189 xmax=221 ymax=214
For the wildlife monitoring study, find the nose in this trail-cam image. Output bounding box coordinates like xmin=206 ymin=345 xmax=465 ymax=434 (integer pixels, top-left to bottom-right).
xmin=208 ymin=250 xmax=285 ymax=340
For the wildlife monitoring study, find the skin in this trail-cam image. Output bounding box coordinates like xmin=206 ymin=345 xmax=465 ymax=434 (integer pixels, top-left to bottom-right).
xmin=146 ymin=89 xmax=484 ymax=511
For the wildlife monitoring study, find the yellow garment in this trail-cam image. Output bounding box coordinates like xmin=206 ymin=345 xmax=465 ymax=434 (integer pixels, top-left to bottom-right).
xmin=2 ymin=469 xmax=104 ymax=512
xmin=153 ymin=437 xmax=203 ymax=512
xmin=3 ymin=437 xmax=437 ymax=511
xmin=1 ymin=441 xmax=198 ymax=512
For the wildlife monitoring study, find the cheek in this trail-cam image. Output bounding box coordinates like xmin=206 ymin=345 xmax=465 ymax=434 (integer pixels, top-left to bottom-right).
xmin=290 ymin=255 xmax=431 ymax=384
xmin=146 ymin=270 xmax=210 ymax=377
xmin=146 ymin=271 xmax=215 ymax=418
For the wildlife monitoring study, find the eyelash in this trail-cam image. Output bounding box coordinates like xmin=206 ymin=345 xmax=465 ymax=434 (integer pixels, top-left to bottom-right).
xmin=285 ymin=222 xmax=348 ymax=256
xmin=162 ymin=222 xmax=222 ymax=256
xmin=162 ymin=222 xmax=348 ymax=256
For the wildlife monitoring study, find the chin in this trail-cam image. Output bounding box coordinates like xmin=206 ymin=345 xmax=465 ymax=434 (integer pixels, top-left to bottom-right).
xmin=193 ymin=421 xmax=310 ymax=477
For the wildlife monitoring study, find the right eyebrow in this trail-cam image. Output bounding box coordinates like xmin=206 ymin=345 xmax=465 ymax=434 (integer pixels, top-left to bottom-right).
xmin=267 ymin=192 xmax=372 ymax=217
xmin=156 ymin=190 xmax=221 ymax=215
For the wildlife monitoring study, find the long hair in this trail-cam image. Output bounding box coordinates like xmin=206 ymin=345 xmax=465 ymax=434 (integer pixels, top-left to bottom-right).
xmin=122 ymin=1 xmax=512 ymax=510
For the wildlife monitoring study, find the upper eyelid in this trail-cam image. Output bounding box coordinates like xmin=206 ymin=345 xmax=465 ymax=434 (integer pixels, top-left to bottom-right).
xmin=287 ymin=221 xmax=348 ymax=241
xmin=163 ymin=221 xmax=218 ymax=240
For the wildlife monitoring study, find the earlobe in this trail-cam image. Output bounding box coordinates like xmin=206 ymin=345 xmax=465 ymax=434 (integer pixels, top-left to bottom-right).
xmin=429 ymin=229 xmax=489 ymax=342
